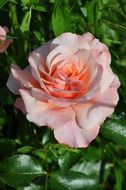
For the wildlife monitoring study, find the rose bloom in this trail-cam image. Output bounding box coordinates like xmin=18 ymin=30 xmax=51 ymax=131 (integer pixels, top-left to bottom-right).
xmin=7 ymin=32 xmax=120 ymax=148
xmin=0 ymin=26 xmax=11 ymax=53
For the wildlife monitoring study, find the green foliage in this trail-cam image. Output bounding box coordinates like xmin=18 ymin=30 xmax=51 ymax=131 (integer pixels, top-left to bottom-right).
xmin=101 ymin=114 xmax=126 ymax=148
xmin=0 ymin=155 xmax=45 ymax=188
xmin=51 ymin=171 xmax=99 ymax=190
xmin=0 ymin=0 xmax=126 ymax=189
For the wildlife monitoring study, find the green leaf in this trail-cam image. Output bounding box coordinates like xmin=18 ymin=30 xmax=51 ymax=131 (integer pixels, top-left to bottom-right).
xmin=100 ymin=114 xmax=126 ymax=148
xmin=21 ymin=0 xmax=29 ymax=6
xmin=17 ymin=146 xmax=33 ymax=154
xmin=31 ymin=4 xmax=46 ymax=12
xmin=18 ymin=183 xmax=44 ymax=190
xmin=0 ymin=155 xmax=45 ymax=188
xmin=20 ymin=8 xmax=32 ymax=33
xmin=0 ymin=0 xmax=8 ymax=8
xmin=58 ymin=151 xmax=83 ymax=172
xmin=51 ymin=171 xmax=99 ymax=190
xmin=52 ymin=7 xmax=75 ymax=36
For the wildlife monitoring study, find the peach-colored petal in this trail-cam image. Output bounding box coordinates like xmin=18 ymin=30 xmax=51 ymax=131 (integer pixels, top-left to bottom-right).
xmin=19 ymin=89 xmax=75 ymax=129
xmin=46 ymin=45 xmax=73 ymax=70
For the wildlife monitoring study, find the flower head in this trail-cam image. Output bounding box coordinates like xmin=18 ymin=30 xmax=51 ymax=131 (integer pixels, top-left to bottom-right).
xmin=7 ymin=32 xmax=120 ymax=148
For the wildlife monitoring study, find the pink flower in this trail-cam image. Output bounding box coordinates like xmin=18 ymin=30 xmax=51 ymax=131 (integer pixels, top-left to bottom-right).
xmin=0 ymin=26 xmax=11 ymax=53
xmin=7 ymin=32 xmax=120 ymax=148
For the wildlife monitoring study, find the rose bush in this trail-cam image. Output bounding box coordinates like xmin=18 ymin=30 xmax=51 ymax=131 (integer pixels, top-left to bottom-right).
xmin=0 ymin=26 xmax=11 ymax=53
xmin=7 ymin=32 xmax=120 ymax=148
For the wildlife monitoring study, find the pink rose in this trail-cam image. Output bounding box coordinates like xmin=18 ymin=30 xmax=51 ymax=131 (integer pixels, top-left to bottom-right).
xmin=7 ymin=32 xmax=120 ymax=148
xmin=0 ymin=26 xmax=11 ymax=53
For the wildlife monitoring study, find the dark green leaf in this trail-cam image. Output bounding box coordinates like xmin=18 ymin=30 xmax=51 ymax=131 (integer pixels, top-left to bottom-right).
xmin=0 ymin=155 xmax=45 ymax=188
xmin=58 ymin=151 xmax=83 ymax=172
xmin=101 ymin=114 xmax=126 ymax=148
xmin=51 ymin=171 xmax=99 ymax=190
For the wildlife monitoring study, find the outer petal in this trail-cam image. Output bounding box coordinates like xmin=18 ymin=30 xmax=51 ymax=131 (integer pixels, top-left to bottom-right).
xmin=31 ymin=40 xmax=52 ymax=60
xmin=52 ymin=33 xmax=89 ymax=54
xmin=72 ymin=79 xmax=119 ymax=144
xmin=14 ymin=98 xmax=26 ymax=114
xmin=19 ymin=89 xmax=76 ymax=129
xmin=6 ymin=64 xmax=22 ymax=94
xmin=54 ymin=120 xmax=90 ymax=148
xmin=6 ymin=64 xmax=38 ymax=94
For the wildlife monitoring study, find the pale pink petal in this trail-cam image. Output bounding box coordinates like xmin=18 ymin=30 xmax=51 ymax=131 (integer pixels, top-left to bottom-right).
xmin=6 ymin=64 xmax=22 ymax=94
xmin=72 ymin=81 xmax=119 ymax=144
xmin=92 ymin=49 xmax=114 ymax=92
xmin=52 ymin=33 xmax=91 ymax=53
xmin=52 ymin=33 xmax=78 ymax=51
xmin=54 ymin=120 xmax=90 ymax=148
xmin=31 ymin=88 xmax=49 ymax=101
xmin=46 ymin=45 xmax=73 ymax=69
xmin=82 ymin=32 xmax=94 ymax=42
xmin=31 ymin=40 xmax=52 ymax=60
xmin=19 ymin=89 xmax=75 ymax=129
xmin=28 ymin=53 xmax=49 ymax=92
xmin=7 ymin=64 xmax=39 ymax=94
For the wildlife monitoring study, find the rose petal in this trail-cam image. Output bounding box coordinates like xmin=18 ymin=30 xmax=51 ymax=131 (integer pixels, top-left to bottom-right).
xmin=19 ymin=89 xmax=75 ymax=129
xmin=54 ymin=120 xmax=91 ymax=148
xmin=6 ymin=64 xmax=22 ymax=94
xmin=14 ymin=98 xmax=26 ymax=114
xmin=6 ymin=64 xmax=38 ymax=94
xmin=28 ymin=54 xmax=49 ymax=92
xmin=72 ymin=81 xmax=119 ymax=144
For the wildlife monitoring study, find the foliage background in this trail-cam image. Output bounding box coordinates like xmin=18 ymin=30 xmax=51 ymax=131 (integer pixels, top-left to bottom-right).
xmin=0 ymin=0 xmax=126 ymax=189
